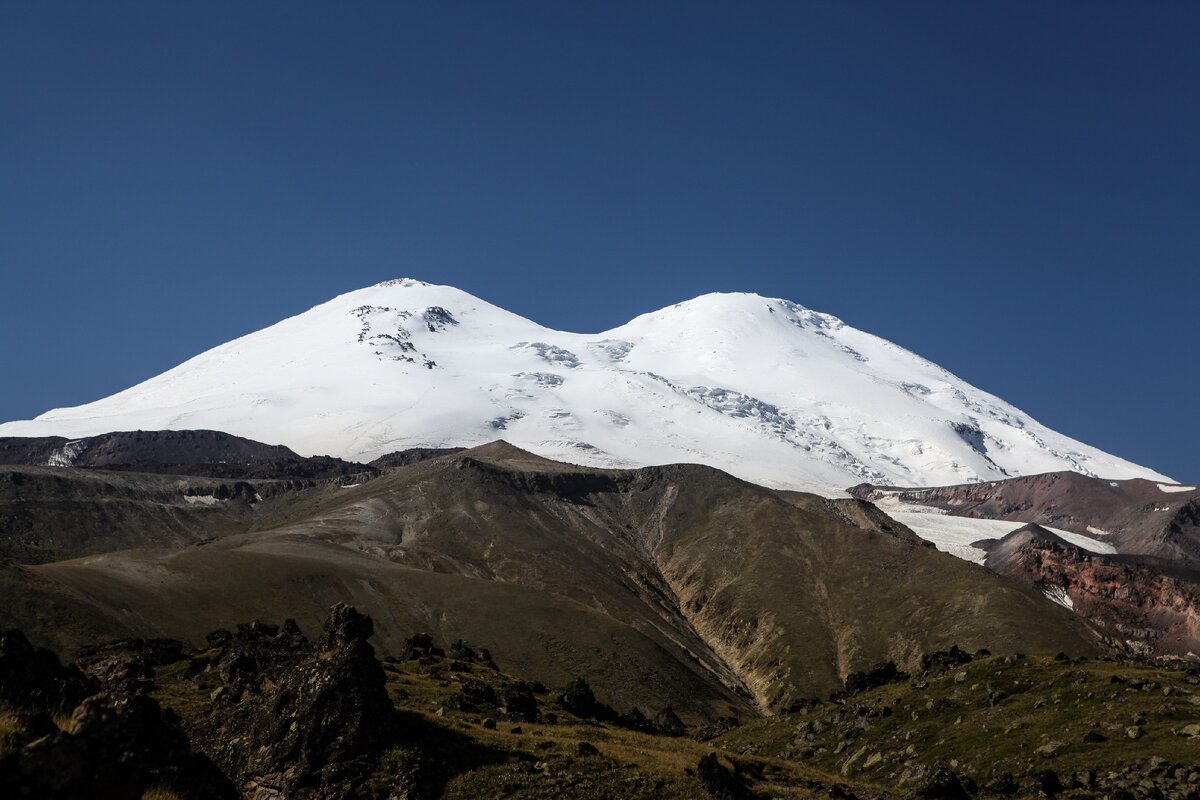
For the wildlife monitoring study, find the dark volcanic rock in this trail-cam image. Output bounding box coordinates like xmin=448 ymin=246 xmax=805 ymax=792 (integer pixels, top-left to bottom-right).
xmin=920 ymin=646 xmax=974 ymax=672
xmin=0 ymin=631 xmax=232 ymax=800
xmin=498 ymin=681 xmax=540 ymax=723
xmin=654 ymin=706 xmax=687 ymax=736
xmin=0 ymin=429 xmax=372 ymax=480
xmin=696 ymin=752 xmax=759 ymax=799
xmin=369 ymin=447 xmax=466 ymax=469
xmin=446 ymin=679 xmax=499 ymax=713
xmin=0 ymin=629 xmax=94 ymax=714
xmin=400 ymin=632 xmax=445 ymax=662
xmin=191 ymin=603 xmax=397 ymax=799
xmin=74 ymin=637 xmax=185 ymax=696
xmin=845 ymin=660 xmax=908 ymax=695
xmin=558 ymin=677 xmax=616 ymax=721
xmin=1 ymin=693 xmax=235 ymax=800
xmin=909 ymin=762 xmax=970 ymax=799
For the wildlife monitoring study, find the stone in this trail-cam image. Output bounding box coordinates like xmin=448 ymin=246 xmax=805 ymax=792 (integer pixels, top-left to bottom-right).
xmin=1036 ymin=741 xmax=1067 ymax=758
xmin=696 ymin=752 xmax=757 ymax=799
xmin=910 ymin=762 xmax=970 ymax=799
xmin=189 ymin=604 xmax=398 ymax=800
xmin=654 ymin=706 xmax=687 ymax=737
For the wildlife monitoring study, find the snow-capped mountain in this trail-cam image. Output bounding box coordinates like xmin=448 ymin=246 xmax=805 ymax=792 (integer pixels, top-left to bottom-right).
xmin=0 ymin=279 xmax=1169 ymax=493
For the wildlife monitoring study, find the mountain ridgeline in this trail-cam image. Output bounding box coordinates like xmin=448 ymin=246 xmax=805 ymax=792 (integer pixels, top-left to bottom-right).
xmin=0 ymin=437 xmax=1104 ymax=721
xmin=0 ymin=279 xmax=1170 ymax=492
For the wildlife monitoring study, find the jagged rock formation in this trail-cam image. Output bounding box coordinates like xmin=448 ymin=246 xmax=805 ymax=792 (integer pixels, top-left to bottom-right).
xmin=190 ymin=604 xmax=397 ymax=799
xmin=0 ymin=630 xmax=233 ymax=800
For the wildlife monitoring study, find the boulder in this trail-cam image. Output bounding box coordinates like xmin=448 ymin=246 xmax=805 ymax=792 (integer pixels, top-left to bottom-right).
xmin=498 ymin=681 xmax=539 ymax=723
xmin=909 ymin=762 xmax=970 ymax=799
xmin=654 ymin=706 xmax=687 ymax=737
xmin=696 ymin=752 xmax=758 ymax=799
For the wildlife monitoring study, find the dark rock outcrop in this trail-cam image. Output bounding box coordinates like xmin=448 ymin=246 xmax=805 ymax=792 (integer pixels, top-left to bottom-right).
xmin=190 ymin=604 xmax=397 ymax=799
xmin=0 ymin=630 xmax=231 ymax=800
xmin=844 ymin=660 xmax=908 ymax=695
xmin=0 ymin=430 xmax=372 ymax=480
xmin=908 ymin=762 xmax=970 ymax=799
xmin=654 ymin=706 xmax=687 ymax=737
xmin=558 ymin=677 xmax=616 ymax=721
xmin=696 ymin=752 xmax=759 ymax=799
xmin=0 ymin=629 xmax=94 ymax=714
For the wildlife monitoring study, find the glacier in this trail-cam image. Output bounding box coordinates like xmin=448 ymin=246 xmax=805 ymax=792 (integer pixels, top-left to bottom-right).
xmin=0 ymin=278 xmax=1169 ymax=494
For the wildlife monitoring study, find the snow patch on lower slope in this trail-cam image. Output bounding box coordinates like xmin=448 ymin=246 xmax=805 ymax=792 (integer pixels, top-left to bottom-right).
xmin=876 ymin=497 xmax=1116 ymax=565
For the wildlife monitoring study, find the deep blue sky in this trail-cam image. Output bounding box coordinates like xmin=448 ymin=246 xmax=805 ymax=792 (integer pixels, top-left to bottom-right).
xmin=2 ymin=1 xmax=1196 ymax=479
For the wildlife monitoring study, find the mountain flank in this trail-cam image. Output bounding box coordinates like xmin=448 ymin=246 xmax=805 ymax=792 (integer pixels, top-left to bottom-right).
xmin=0 ymin=439 xmax=1106 ymax=719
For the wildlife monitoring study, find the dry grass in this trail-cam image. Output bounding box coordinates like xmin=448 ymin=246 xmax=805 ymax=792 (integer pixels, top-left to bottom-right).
xmin=0 ymin=709 xmax=25 ymax=757
xmin=141 ymin=788 xmax=185 ymax=800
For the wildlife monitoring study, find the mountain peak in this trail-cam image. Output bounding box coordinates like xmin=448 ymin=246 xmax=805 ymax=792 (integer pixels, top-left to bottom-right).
xmin=0 ymin=282 xmax=1169 ymax=492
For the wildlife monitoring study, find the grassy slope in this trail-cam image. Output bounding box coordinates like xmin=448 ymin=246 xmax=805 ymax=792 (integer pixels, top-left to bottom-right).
xmin=718 ymin=653 xmax=1200 ymax=789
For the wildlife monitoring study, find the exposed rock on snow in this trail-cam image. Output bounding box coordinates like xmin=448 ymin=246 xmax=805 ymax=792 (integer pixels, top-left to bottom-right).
xmin=0 ymin=280 xmax=1170 ymax=493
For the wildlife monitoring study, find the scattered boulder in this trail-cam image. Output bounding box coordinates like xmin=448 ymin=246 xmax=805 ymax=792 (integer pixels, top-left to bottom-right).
xmin=845 ymin=661 xmax=908 ymax=696
xmin=399 ymin=632 xmax=445 ymax=662
xmin=920 ymin=646 xmax=973 ymax=672
xmin=558 ymin=677 xmax=616 ymax=721
xmin=909 ymin=762 xmax=970 ymax=799
xmin=696 ymin=752 xmax=758 ymax=799
xmin=498 ymin=681 xmax=540 ymax=722
xmin=1036 ymin=741 xmax=1067 ymax=759
xmin=1027 ymin=769 xmax=1063 ymax=797
xmin=654 ymin=706 xmax=687 ymax=737
xmin=445 ymin=679 xmax=498 ymax=713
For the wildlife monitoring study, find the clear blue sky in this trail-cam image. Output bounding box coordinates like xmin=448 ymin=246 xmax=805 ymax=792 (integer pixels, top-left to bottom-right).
xmin=2 ymin=1 xmax=1196 ymax=479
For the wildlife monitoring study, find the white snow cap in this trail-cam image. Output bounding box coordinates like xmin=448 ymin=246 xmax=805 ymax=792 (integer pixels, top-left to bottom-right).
xmin=0 ymin=278 xmax=1170 ymax=494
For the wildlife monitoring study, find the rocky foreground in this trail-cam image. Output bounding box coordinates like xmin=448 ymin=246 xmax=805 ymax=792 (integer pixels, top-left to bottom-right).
xmin=3 ymin=605 xmax=1200 ymax=799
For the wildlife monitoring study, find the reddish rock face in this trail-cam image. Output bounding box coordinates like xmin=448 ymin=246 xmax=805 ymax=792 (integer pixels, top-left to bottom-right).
xmin=981 ymin=525 xmax=1200 ymax=656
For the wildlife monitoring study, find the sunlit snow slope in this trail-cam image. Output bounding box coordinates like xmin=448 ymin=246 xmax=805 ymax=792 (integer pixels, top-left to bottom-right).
xmin=0 ymin=279 xmax=1169 ymax=493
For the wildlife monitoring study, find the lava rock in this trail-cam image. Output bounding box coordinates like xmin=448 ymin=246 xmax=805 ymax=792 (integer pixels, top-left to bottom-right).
xmin=190 ymin=604 xmax=397 ymax=799
xmin=499 ymin=681 xmax=540 ymax=722
xmin=445 ymin=679 xmax=499 ymax=713
xmin=845 ymin=661 xmax=909 ymax=696
xmin=654 ymin=706 xmax=687 ymax=737
xmin=558 ymin=677 xmax=616 ymax=722
xmin=696 ymin=752 xmax=758 ymax=799
xmin=0 ymin=629 xmax=95 ymax=714
xmin=909 ymin=762 xmax=970 ymax=799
